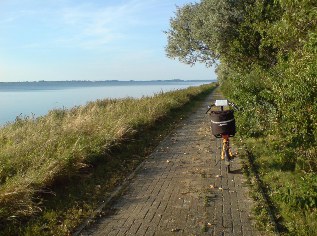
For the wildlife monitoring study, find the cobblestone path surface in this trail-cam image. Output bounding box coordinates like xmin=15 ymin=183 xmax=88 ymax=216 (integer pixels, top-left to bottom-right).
xmin=80 ymin=89 xmax=262 ymax=236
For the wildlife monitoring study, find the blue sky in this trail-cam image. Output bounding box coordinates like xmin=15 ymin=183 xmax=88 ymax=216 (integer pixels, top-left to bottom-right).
xmin=0 ymin=0 xmax=216 ymax=82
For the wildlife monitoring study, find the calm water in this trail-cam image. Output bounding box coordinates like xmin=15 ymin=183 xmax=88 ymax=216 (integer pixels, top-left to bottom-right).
xmin=0 ymin=81 xmax=211 ymax=126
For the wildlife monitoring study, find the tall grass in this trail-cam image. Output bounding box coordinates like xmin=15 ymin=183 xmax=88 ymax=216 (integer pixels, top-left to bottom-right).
xmin=242 ymin=137 xmax=317 ymax=235
xmin=0 ymin=83 xmax=215 ymax=223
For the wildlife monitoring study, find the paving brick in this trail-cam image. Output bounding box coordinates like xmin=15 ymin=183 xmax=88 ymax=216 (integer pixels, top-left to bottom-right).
xmin=125 ymin=220 xmax=142 ymax=235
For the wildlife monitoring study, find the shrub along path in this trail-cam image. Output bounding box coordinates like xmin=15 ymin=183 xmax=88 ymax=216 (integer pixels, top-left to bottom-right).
xmin=78 ymin=89 xmax=262 ymax=236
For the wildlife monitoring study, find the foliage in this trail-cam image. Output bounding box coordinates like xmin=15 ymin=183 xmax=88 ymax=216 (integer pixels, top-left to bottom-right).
xmin=165 ymin=0 xmax=248 ymax=66
xmin=165 ymin=2 xmax=216 ymax=66
xmin=244 ymin=138 xmax=317 ymax=235
xmin=166 ymin=0 xmax=317 ymax=234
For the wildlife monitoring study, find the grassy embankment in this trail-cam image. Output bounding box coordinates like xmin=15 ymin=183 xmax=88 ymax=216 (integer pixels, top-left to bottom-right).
xmin=0 ymin=83 xmax=216 ymax=235
xmin=238 ymin=136 xmax=317 ymax=236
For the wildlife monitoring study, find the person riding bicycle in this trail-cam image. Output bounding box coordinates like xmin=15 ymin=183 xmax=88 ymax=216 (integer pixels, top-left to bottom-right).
xmin=206 ymin=99 xmax=238 ymax=173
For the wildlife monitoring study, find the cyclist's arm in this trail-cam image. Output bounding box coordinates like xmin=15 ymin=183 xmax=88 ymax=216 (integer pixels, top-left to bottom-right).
xmin=205 ymin=104 xmax=215 ymax=114
xmin=228 ymin=101 xmax=239 ymax=111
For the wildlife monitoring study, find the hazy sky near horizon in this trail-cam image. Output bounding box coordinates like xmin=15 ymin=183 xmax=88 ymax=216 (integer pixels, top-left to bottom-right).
xmin=0 ymin=0 xmax=216 ymax=82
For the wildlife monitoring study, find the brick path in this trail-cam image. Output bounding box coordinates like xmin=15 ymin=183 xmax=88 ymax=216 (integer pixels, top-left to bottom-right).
xmin=79 ymin=89 xmax=261 ymax=236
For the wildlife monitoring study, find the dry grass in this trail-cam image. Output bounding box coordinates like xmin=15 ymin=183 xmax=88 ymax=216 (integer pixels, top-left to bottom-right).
xmin=0 ymin=84 xmax=215 ymax=223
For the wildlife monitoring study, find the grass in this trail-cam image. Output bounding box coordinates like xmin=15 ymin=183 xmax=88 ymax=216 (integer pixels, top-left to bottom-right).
xmin=0 ymin=83 xmax=216 ymax=235
xmin=240 ymin=136 xmax=317 ymax=236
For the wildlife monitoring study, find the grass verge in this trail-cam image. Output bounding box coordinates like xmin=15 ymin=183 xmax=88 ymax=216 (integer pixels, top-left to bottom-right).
xmin=239 ymin=136 xmax=317 ymax=236
xmin=0 ymin=83 xmax=216 ymax=235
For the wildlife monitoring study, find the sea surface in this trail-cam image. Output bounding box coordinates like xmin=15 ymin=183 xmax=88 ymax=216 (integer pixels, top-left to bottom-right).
xmin=0 ymin=80 xmax=212 ymax=126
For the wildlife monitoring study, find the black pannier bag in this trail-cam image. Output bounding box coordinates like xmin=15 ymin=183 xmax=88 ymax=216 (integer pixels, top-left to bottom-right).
xmin=210 ymin=110 xmax=236 ymax=137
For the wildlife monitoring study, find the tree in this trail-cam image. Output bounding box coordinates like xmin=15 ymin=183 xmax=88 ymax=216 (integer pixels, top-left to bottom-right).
xmin=165 ymin=0 xmax=280 ymax=71
xmin=165 ymin=3 xmax=216 ymax=67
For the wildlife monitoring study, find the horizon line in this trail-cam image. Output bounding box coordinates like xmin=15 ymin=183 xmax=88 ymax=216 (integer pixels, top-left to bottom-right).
xmin=1 ymin=79 xmax=216 ymax=83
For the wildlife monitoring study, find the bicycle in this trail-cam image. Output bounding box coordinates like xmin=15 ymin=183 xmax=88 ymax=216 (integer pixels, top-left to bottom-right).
xmin=206 ymin=100 xmax=238 ymax=173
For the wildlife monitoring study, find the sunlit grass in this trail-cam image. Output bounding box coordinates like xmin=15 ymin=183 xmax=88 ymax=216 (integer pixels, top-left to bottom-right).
xmin=0 ymin=83 xmax=215 ymax=234
xmin=242 ymin=137 xmax=317 ymax=236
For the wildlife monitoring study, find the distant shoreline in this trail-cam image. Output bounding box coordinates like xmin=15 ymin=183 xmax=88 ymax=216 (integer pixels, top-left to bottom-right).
xmin=0 ymin=79 xmax=215 ymax=91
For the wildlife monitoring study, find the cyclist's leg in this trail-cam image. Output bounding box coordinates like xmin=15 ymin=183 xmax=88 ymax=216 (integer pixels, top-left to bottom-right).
xmin=221 ymin=135 xmax=229 ymax=160
xmin=228 ymin=139 xmax=234 ymax=159
xmin=224 ymin=142 xmax=230 ymax=164
xmin=221 ymin=138 xmax=226 ymax=160
xmin=224 ymin=142 xmax=231 ymax=173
